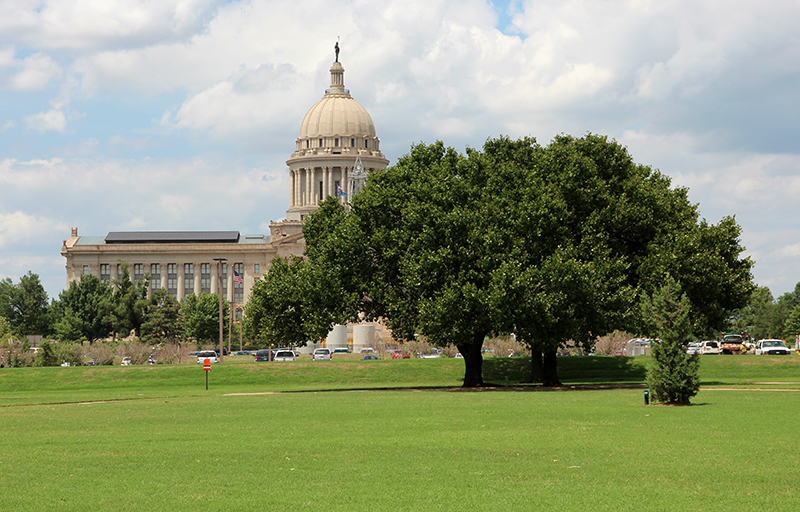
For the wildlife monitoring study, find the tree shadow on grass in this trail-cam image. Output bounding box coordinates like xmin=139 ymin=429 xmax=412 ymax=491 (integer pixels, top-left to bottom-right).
xmin=483 ymin=355 xmax=648 ymax=386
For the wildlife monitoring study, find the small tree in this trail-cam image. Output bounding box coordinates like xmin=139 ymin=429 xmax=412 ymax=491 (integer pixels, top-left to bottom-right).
xmin=643 ymin=277 xmax=700 ymax=405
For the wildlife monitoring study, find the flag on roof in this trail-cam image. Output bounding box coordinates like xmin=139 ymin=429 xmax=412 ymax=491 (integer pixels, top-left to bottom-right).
xmin=233 ymin=270 xmax=243 ymax=285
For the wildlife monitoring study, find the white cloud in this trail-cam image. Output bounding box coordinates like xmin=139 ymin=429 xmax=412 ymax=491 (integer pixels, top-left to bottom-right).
xmin=2 ymin=0 xmax=800 ymax=299
xmin=24 ymin=109 xmax=67 ymax=132
xmin=0 ymin=50 xmax=63 ymax=91
xmin=0 ymin=211 xmax=68 ymax=250
xmin=0 ymin=0 xmax=224 ymax=51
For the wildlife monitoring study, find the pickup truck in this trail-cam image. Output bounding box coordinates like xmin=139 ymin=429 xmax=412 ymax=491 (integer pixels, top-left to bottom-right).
xmin=754 ymin=339 xmax=791 ymax=355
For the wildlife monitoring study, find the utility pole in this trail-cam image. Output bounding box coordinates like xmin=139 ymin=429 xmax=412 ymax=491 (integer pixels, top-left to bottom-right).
xmin=213 ymin=257 xmax=227 ymax=362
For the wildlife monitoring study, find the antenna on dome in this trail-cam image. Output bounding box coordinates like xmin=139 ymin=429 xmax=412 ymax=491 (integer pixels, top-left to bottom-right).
xmin=335 ymin=37 xmax=340 ymax=62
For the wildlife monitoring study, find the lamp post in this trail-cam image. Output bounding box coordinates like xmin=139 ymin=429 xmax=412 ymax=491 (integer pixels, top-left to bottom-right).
xmin=212 ymin=257 xmax=227 ymax=362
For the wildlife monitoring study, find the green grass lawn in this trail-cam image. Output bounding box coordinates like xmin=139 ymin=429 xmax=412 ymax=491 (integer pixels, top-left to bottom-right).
xmin=2 ymin=355 xmax=799 ymax=511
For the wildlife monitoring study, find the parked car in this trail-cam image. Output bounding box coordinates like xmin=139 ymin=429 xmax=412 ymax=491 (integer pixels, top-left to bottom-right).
xmin=755 ymin=339 xmax=791 ymax=355
xmin=312 ymin=348 xmax=332 ymax=361
xmin=332 ymin=348 xmax=350 ymax=355
xmin=196 ymin=350 xmax=219 ymax=364
xmin=273 ymin=350 xmax=297 ymax=361
xmin=234 ymin=350 xmax=252 ymax=356
xmin=392 ymin=352 xmax=410 ymax=359
xmin=254 ymin=349 xmax=273 ymax=362
xmin=686 ymin=342 xmax=701 ymax=355
xmin=121 ymin=357 xmax=132 ymax=366
xmin=361 ymin=354 xmax=380 ymax=360
xmin=698 ymin=340 xmax=721 ymax=355
xmin=359 ymin=348 xmax=375 ymax=353
xmin=213 ymin=347 xmax=229 ymax=356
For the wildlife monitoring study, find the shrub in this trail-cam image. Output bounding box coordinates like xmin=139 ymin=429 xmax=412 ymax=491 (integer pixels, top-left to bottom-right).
xmin=642 ymin=277 xmax=700 ymax=405
xmin=120 ymin=340 xmax=153 ymax=365
xmin=152 ymin=343 xmax=193 ymax=364
xmin=594 ymin=330 xmax=635 ymax=355
xmin=84 ymin=343 xmax=116 ymax=366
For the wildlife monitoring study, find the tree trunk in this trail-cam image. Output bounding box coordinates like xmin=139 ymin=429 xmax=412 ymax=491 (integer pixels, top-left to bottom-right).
xmin=524 ymin=350 xmax=543 ymax=383
xmin=542 ymin=350 xmax=561 ymax=386
xmin=458 ymin=341 xmax=484 ymax=387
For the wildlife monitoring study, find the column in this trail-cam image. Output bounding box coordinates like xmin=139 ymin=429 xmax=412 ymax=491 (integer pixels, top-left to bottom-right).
xmin=227 ymin=269 xmax=234 ymax=303
xmin=323 ymin=167 xmax=330 ymax=199
xmin=194 ymin=263 xmax=202 ymax=295
xmin=177 ymin=269 xmax=184 ymax=301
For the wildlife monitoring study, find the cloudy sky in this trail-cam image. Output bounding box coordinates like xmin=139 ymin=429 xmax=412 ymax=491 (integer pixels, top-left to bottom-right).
xmin=1 ymin=0 xmax=799 ymax=301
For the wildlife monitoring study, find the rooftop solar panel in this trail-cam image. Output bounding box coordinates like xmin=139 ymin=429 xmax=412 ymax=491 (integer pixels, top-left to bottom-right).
xmin=105 ymin=231 xmax=240 ymax=244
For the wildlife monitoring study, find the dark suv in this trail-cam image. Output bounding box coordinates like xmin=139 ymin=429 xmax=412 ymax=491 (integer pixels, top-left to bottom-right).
xmin=255 ymin=349 xmax=273 ymax=362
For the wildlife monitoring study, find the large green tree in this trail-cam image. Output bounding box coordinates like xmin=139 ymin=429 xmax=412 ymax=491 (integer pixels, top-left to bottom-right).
xmin=140 ymin=288 xmax=184 ymax=344
xmin=293 ymin=135 xmax=753 ymax=387
xmin=487 ymin=134 xmax=752 ymax=385
xmin=182 ymin=292 xmax=229 ymax=346
xmin=54 ymin=274 xmax=114 ymax=343
xmin=109 ymin=263 xmax=150 ymax=338
xmin=0 ymin=271 xmax=51 ymax=336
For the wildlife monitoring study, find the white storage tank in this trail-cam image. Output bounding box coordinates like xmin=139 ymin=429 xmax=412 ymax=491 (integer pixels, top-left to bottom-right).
xmin=353 ymin=324 xmax=375 ymax=353
xmin=326 ymin=324 xmax=347 ymax=351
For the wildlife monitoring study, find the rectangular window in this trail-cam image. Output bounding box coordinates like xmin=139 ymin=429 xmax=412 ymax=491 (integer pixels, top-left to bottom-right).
xmin=351 ymin=138 xmax=355 ymax=147
xmin=233 ymin=263 xmax=244 ymax=303
xmin=184 ymin=263 xmax=194 ymax=296
xmin=365 ymin=139 xmax=368 ymax=148
xmin=254 ymin=264 xmax=260 ymax=274
xmin=83 ymin=265 xmax=89 ymax=275
xmin=100 ymin=264 xmax=110 ymax=282
xmin=319 ymin=138 xmax=323 ymax=147
xmin=134 ymin=264 xmax=144 ymax=282
xmin=335 ymin=138 xmax=339 ymax=147
xmin=319 ymin=180 xmax=324 ymax=201
xmin=151 ymin=264 xmax=161 ymax=292
xmin=201 ymin=263 xmax=211 ymax=294
xmin=167 ymin=263 xmax=178 ymax=297
xmin=117 ymin=264 xmax=123 ymax=279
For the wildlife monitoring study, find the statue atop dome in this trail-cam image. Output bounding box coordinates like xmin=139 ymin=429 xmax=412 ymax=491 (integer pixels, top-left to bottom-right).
xmin=335 ymin=41 xmax=339 ymax=62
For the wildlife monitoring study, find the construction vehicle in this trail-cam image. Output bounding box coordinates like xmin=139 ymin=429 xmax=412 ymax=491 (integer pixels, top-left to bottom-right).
xmin=719 ymin=331 xmax=749 ymax=354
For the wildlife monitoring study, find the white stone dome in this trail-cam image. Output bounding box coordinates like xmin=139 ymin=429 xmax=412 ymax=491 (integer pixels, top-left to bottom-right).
xmin=299 ymin=95 xmax=376 ymax=138
xmin=297 ymin=61 xmax=376 ymax=139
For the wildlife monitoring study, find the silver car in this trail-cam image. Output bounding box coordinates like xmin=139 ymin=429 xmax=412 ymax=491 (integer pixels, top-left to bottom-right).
xmin=273 ymin=350 xmax=297 ymax=361
xmin=312 ymin=348 xmax=332 ymax=361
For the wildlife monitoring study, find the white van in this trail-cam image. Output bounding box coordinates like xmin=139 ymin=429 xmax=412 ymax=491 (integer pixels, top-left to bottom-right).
xmin=196 ymin=351 xmax=219 ymax=364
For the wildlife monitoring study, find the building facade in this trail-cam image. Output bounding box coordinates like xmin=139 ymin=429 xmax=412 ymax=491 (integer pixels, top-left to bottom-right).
xmin=61 ymin=53 xmax=388 ymax=324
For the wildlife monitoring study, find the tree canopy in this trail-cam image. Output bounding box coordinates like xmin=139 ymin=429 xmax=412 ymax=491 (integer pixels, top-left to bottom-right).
xmin=0 ymin=271 xmax=51 ymax=337
xmin=241 ymin=135 xmax=755 ymax=387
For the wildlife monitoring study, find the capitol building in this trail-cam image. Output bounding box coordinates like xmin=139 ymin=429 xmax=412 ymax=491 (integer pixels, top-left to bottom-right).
xmin=61 ymin=52 xmax=389 ymax=349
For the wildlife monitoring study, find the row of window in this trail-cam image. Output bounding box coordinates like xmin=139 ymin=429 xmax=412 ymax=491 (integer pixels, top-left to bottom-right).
xmin=88 ymin=262 xmax=260 ymax=303
xmin=305 ymin=137 xmax=370 ymax=149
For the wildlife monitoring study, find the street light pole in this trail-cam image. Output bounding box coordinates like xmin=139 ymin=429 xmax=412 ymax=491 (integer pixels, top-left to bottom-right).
xmin=213 ymin=257 xmax=227 ymax=363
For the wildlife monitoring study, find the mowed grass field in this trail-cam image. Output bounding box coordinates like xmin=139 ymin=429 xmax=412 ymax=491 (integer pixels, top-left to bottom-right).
xmin=2 ymin=355 xmax=800 ymax=511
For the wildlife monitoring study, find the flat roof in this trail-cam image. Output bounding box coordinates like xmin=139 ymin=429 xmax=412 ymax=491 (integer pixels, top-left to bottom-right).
xmin=105 ymin=231 xmax=241 ymax=244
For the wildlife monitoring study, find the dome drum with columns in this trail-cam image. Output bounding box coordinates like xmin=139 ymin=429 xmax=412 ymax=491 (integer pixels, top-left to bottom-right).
xmin=284 ymin=59 xmax=388 ymax=222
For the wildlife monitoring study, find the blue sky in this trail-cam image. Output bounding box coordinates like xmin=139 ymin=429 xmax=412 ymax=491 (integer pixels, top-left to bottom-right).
xmin=2 ymin=0 xmax=800 ymax=302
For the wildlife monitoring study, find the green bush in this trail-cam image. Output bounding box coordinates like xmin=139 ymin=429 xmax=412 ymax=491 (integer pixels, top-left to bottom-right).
xmin=642 ymin=277 xmax=700 ymax=405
